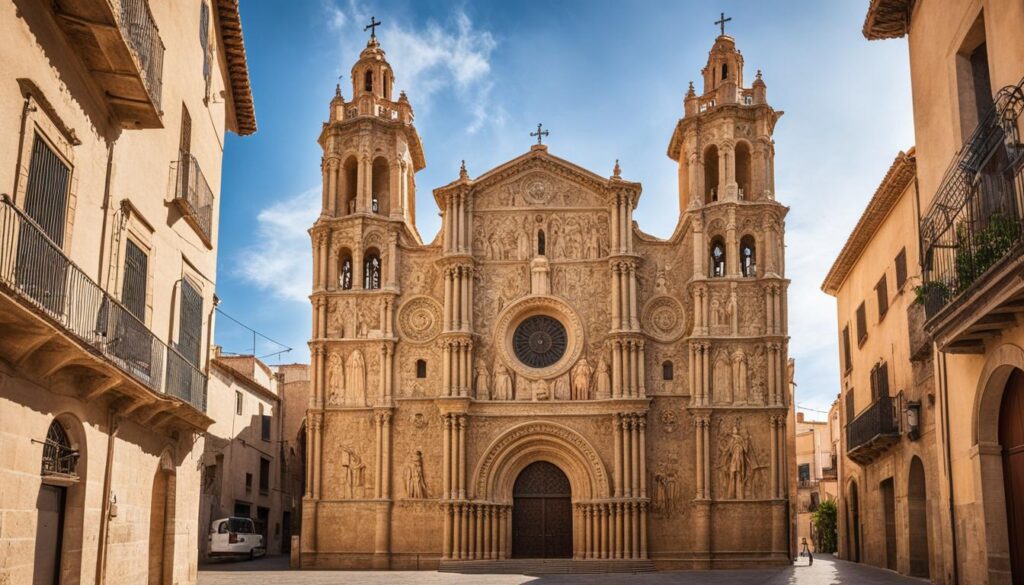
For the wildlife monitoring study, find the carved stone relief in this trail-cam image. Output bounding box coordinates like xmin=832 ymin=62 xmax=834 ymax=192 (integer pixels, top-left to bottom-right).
xmin=403 ymin=450 xmax=428 ymax=499
xmin=396 ymin=296 xmax=442 ymax=343
xmin=340 ymin=447 xmax=367 ymax=499
xmin=715 ymin=417 xmax=769 ymax=500
xmin=642 ymin=296 xmax=687 ymax=342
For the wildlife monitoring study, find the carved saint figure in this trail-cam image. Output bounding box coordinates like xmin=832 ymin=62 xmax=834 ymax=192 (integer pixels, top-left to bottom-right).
xmin=474 ymin=359 xmax=491 ymax=399
xmin=595 ymin=356 xmax=611 ymax=400
xmin=732 ymin=349 xmax=749 ymax=405
xmin=341 ymin=448 xmax=366 ymax=499
xmin=492 ymin=362 xmax=513 ymax=401
xmin=723 ymin=423 xmax=753 ymax=499
xmin=652 ymin=467 xmax=680 ymax=517
xmin=710 ymin=299 xmax=723 ymax=328
xmin=727 ymin=288 xmax=739 ymax=335
xmin=585 ymin=228 xmax=599 ymax=260
xmin=517 ymin=222 xmax=531 ymax=260
xmin=571 ymin=358 xmax=593 ymax=400
xmin=713 ymin=351 xmax=733 ymax=404
xmin=345 ymin=350 xmax=366 ymax=406
xmin=531 ymin=378 xmax=550 ymax=401
xmin=654 ymin=265 xmax=669 ymax=292
xmin=403 ymin=450 xmax=427 ymax=499
xmin=327 ymin=352 xmax=344 ymax=405
xmin=553 ymin=375 xmax=570 ymax=401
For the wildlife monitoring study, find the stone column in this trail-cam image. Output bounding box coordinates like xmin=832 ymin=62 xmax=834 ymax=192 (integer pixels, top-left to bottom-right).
xmin=613 ymin=414 xmax=623 ymax=497
xmin=630 ymin=415 xmax=640 ymax=497
xmin=453 ymin=505 xmax=462 ymax=559
xmin=702 ymin=418 xmax=711 ymax=498
xmin=622 ymin=417 xmax=632 ymax=497
xmin=610 ymin=199 xmax=619 ymax=253
xmin=701 ymin=344 xmax=710 ymax=406
xmin=445 ymin=195 xmax=454 ymax=252
xmin=374 ymin=414 xmax=383 ymax=498
xmin=460 ymin=268 xmax=470 ymax=331
xmin=442 ymin=503 xmax=452 ymax=559
xmin=442 ymin=415 xmax=452 ymax=500
xmin=638 ymin=341 xmax=646 ymax=397
xmin=726 ymin=215 xmax=738 ymax=277
xmin=694 ymin=415 xmax=704 ymax=498
xmin=619 ymin=265 xmax=629 ymax=330
xmin=457 ymin=415 xmax=467 ymax=499
xmin=628 ymin=264 xmax=639 ymax=329
xmin=611 ymin=264 xmax=621 ymax=331
xmin=639 ymin=416 xmax=647 ymax=498
xmin=612 ymin=341 xmax=622 ymax=399
xmin=619 ymin=196 xmax=628 ymax=253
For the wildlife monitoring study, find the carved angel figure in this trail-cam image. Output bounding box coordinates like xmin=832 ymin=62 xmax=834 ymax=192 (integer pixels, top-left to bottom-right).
xmin=327 ymin=352 xmax=344 ymax=405
xmin=474 ymin=359 xmax=491 ymax=399
xmin=595 ymin=357 xmax=611 ymax=400
xmin=553 ymin=375 xmax=570 ymax=401
xmin=403 ymin=450 xmax=427 ymax=499
xmin=571 ymin=358 xmax=593 ymax=400
xmin=493 ymin=362 xmax=513 ymax=401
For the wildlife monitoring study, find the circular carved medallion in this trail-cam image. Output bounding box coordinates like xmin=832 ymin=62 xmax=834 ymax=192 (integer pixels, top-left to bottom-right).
xmin=524 ymin=177 xmax=552 ymax=205
xmin=642 ymin=296 xmax=686 ymax=342
xmin=513 ymin=315 xmax=568 ymax=368
xmin=396 ymin=296 xmax=442 ymax=343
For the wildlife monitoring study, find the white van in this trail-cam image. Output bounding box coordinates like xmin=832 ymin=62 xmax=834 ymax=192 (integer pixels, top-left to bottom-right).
xmin=208 ymin=517 xmax=265 ymax=559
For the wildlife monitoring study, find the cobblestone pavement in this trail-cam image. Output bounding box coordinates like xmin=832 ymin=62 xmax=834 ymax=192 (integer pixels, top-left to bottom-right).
xmin=199 ymin=554 xmax=929 ymax=585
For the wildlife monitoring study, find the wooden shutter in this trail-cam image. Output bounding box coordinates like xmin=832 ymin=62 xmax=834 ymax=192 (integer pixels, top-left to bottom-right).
xmin=876 ymin=275 xmax=889 ymax=319
xmin=177 ymin=280 xmax=203 ymax=366
xmin=121 ymin=240 xmax=148 ymax=321
xmin=842 ymin=326 xmax=852 ymax=372
xmin=856 ymin=303 xmax=868 ymax=344
xmin=895 ymin=248 xmax=908 ymax=290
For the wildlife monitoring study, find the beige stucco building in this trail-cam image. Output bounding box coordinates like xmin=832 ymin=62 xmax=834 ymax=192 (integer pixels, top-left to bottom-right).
xmin=793 ymin=412 xmax=832 ymax=551
xmin=835 ymin=1 xmax=1024 ymax=583
xmin=200 ymin=353 xmax=294 ymax=558
xmin=300 ymin=27 xmax=795 ymax=571
xmin=0 ymin=0 xmax=254 ymax=583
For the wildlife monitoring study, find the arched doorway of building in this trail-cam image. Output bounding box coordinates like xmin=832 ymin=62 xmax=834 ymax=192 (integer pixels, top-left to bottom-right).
xmin=148 ymin=456 xmax=176 ymax=585
xmin=908 ymin=456 xmax=930 ymax=578
xmin=1000 ymin=368 xmax=1024 ymax=582
xmin=34 ymin=418 xmax=83 ymax=585
xmin=511 ymin=461 xmax=572 ymax=558
xmin=847 ymin=480 xmax=861 ymax=563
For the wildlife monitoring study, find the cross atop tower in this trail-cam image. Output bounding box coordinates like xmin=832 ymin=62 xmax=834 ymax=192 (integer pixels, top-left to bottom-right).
xmin=715 ymin=12 xmax=732 ymax=36
xmin=530 ymin=123 xmax=549 ymax=146
xmin=364 ymin=16 xmax=381 ymax=39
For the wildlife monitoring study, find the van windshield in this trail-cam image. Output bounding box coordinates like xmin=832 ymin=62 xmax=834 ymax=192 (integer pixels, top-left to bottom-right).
xmin=228 ymin=518 xmax=255 ymax=534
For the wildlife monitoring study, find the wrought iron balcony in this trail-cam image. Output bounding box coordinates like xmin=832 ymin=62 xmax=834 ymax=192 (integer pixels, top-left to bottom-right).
xmin=0 ymin=195 xmax=208 ymax=418
xmin=846 ymin=395 xmax=900 ymax=465
xmin=52 ymin=0 xmax=165 ymax=128
xmin=919 ymin=77 xmax=1024 ymax=352
xmin=172 ymin=152 xmax=215 ymax=246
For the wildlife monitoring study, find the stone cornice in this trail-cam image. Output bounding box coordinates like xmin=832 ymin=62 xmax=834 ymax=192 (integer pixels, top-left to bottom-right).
xmin=215 ymin=0 xmax=257 ymax=135
xmin=821 ymin=150 xmax=916 ymax=295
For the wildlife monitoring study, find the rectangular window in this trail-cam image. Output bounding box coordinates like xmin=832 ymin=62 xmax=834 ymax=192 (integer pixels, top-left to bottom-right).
xmin=179 ymin=105 xmax=192 ymax=156
xmin=235 ymin=390 xmax=243 ymax=415
xmin=798 ymin=463 xmax=810 ymax=482
xmin=177 ymin=280 xmax=203 ymax=366
xmin=876 ymin=274 xmax=889 ymax=320
xmin=121 ymin=240 xmax=148 ymax=321
xmin=845 ymin=389 xmax=855 ymax=423
xmin=895 ymin=248 xmax=908 ymax=290
xmin=245 ymin=472 xmax=252 ymax=492
xmin=261 ymin=414 xmax=271 ymax=442
xmin=856 ymin=303 xmax=868 ymax=345
xmin=17 ymin=135 xmax=71 ymax=313
xmin=841 ymin=326 xmax=852 ymax=373
xmin=259 ymin=458 xmax=270 ymax=494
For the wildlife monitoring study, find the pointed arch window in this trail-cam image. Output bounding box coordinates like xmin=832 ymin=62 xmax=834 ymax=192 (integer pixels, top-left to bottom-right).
xmin=740 ymin=236 xmax=757 ymax=277
xmin=710 ymin=237 xmax=726 ymax=278
xmin=364 ymin=250 xmax=381 ymax=290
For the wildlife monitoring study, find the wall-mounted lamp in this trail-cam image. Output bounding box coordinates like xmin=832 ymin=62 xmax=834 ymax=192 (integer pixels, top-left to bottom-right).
xmin=109 ymin=494 xmax=118 ymax=519
xmin=905 ymin=400 xmax=921 ymax=441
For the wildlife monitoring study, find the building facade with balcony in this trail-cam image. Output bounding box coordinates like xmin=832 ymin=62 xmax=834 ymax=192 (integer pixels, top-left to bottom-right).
xmin=794 ymin=412 xmax=832 ymax=552
xmin=200 ymin=353 xmax=293 ymax=559
xmin=863 ymin=1 xmax=1024 ymax=584
xmin=0 ymin=0 xmax=255 ymax=583
xmin=822 ymin=149 xmax=943 ymax=581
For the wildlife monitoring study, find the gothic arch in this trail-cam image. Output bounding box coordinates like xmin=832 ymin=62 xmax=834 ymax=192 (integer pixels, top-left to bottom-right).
xmin=472 ymin=421 xmax=610 ymax=502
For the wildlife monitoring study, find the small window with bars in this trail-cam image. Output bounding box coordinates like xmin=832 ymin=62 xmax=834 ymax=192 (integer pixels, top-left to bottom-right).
xmin=876 ymin=274 xmax=889 ymax=320
xmin=261 ymin=414 xmax=271 ymax=442
xmin=121 ymin=240 xmax=148 ymax=321
xmin=177 ymin=279 xmax=203 ymax=366
xmin=895 ymin=248 xmax=908 ymax=290
xmin=856 ymin=303 xmax=868 ymax=346
xmin=40 ymin=420 xmax=78 ymax=480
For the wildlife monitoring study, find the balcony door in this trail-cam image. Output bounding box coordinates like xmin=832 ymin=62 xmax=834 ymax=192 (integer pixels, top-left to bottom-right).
xmin=17 ymin=135 xmax=70 ymax=315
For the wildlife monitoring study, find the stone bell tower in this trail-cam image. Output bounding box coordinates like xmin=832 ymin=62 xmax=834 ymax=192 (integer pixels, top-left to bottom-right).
xmin=667 ymin=22 xmax=792 ymax=566
xmin=305 ymin=21 xmax=426 ymax=568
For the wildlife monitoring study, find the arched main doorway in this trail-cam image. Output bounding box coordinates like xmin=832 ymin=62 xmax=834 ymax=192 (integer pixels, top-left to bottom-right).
xmin=512 ymin=461 xmax=572 ymax=558
xmin=847 ymin=480 xmax=861 ymax=563
xmin=908 ymin=456 xmax=930 ymax=578
xmin=1000 ymin=369 xmax=1024 ymax=582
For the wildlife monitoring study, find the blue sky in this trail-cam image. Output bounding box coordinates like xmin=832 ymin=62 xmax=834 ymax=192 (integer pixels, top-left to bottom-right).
xmin=214 ymin=0 xmax=914 ymax=419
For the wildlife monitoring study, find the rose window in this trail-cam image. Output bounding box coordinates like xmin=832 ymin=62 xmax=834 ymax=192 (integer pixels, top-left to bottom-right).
xmin=512 ymin=315 xmax=568 ymax=368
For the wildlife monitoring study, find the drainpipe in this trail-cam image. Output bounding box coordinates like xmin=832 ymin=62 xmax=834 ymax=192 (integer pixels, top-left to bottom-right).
xmin=939 ymin=351 xmax=959 ymax=585
xmin=95 ymin=411 xmax=119 ymax=585
xmin=97 ymin=139 xmax=115 ymax=288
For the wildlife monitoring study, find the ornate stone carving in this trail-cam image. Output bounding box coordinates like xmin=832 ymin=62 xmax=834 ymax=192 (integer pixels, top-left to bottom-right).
xmin=344 ymin=350 xmax=366 ymax=406
xmin=403 ymin=450 xmax=428 ymax=499
xmin=474 ymin=359 xmax=491 ymax=399
xmin=716 ymin=417 xmax=769 ymax=500
xmin=571 ymin=357 xmax=592 ymax=400
xmin=642 ymin=295 xmax=686 ymax=342
xmin=327 ymin=352 xmax=345 ymax=405
xmin=651 ymin=464 xmax=681 ymax=517
xmin=396 ymin=296 xmax=442 ymax=343
xmin=659 ymin=409 xmax=679 ymax=434
xmin=595 ymin=356 xmax=611 ymax=400
xmin=493 ymin=295 xmax=585 ymax=381
xmin=340 ymin=447 xmax=367 ymax=499
xmin=492 ymin=361 xmax=514 ymax=400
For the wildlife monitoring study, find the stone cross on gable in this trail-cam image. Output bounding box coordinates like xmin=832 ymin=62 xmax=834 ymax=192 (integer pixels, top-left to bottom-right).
xmin=364 ymin=16 xmax=381 ymax=39
xmin=530 ymin=123 xmax=549 ymax=146
xmin=715 ymin=12 xmax=732 ymax=36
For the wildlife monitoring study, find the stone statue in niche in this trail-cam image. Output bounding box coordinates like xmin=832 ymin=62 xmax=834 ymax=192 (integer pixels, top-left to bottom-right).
xmin=492 ymin=361 xmax=513 ymax=401
xmin=345 ymin=350 xmax=366 ymax=406
xmin=517 ymin=218 xmax=531 ymax=260
xmin=403 ymin=450 xmax=428 ymax=499
xmin=531 ymin=378 xmax=550 ymax=401
xmin=585 ymin=228 xmax=599 ymax=260
xmin=710 ymin=299 xmax=723 ymax=328
xmin=595 ymin=356 xmax=611 ymax=400
xmin=727 ymin=286 xmax=739 ymax=335
xmin=713 ymin=350 xmax=733 ymax=404
xmin=716 ymin=418 xmax=768 ymax=500
xmin=651 ymin=465 xmax=681 ymax=517
xmin=327 ymin=352 xmax=344 ymax=405
xmin=571 ymin=358 xmax=592 ymax=400
xmin=553 ymin=375 xmax=570 ymax=401
xmin=474 ymin=359 xmax=491 ymax=399
xmin=502 ymin=229 xmax=517 ymax=260
xmin=732 ymin=348 xmax=749 ymax=404
xmin=654 ymin=264 xmax=669 ymax=293
xmin=341 ymin=448 xmax=367 ymax=499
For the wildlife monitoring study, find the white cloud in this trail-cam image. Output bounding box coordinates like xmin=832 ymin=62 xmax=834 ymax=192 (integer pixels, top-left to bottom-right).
xmin=324 ymin=1 xmax=500 ymax=134
xmin=234 ymin=186 xmax=319 ymax=303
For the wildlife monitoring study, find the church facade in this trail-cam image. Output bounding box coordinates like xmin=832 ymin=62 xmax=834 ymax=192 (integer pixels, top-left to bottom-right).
xmin=300 ymin=27 xmax=793 ymax=570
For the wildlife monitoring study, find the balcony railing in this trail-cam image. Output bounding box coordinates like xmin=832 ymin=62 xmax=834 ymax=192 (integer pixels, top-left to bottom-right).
xmin=919 ymin=78 xmax=1024 ymax=322
xmin=172 ymin=153 xmax=215 ymax=246
xmin=0 ymin=195 xmax=206 ymax=412
xmin=846 ymin=395 xmax=900 ymax=465
xmin=53 ymin=0 xmax=165 ymax=127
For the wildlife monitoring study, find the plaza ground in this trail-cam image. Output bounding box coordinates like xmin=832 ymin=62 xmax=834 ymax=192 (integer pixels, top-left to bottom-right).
xmin=199 ymin=554 xmax=927 ymax=584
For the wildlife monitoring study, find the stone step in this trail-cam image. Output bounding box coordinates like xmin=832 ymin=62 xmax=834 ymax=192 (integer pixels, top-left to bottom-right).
xmin=438 ymin=558 xmax=657 ymax=574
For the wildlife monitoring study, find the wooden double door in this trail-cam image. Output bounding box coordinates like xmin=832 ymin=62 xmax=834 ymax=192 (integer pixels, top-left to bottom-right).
xmin=511 ymin=461 xmax=572 ymax=559
xmin=1001 ymin=369 xmax=1024 ymax=584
